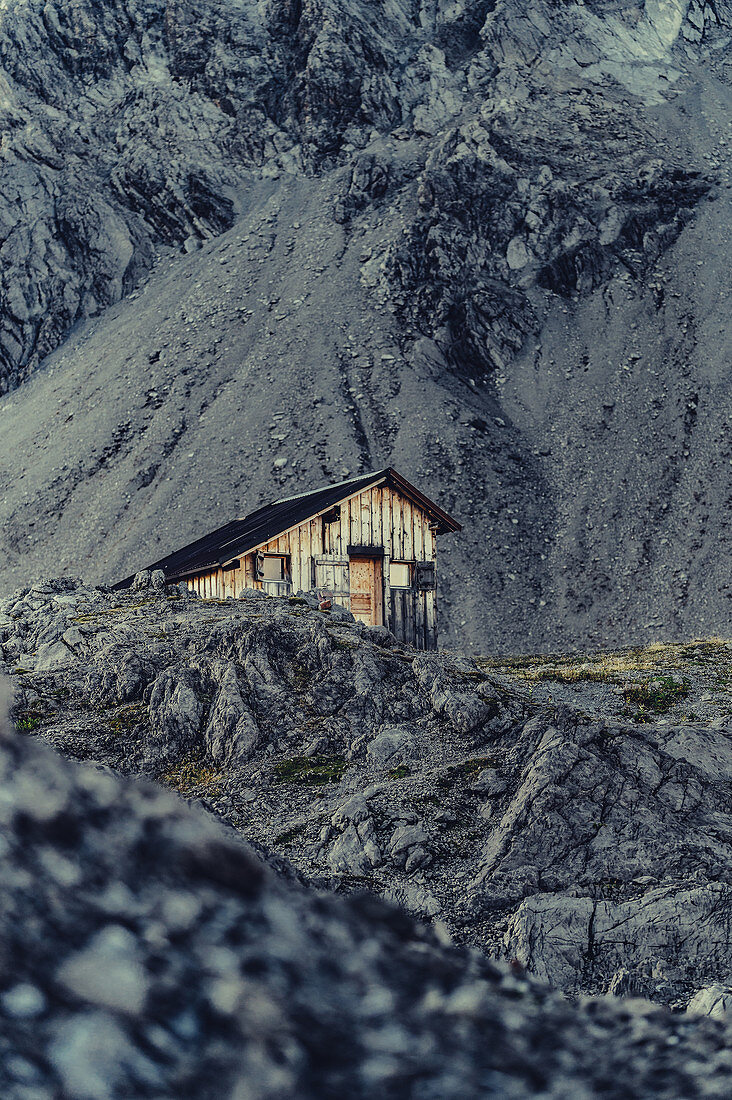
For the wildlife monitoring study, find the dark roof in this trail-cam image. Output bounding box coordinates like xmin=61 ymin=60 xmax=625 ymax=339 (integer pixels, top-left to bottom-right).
xmin=114 ymin=467 xmax=460 ymax=588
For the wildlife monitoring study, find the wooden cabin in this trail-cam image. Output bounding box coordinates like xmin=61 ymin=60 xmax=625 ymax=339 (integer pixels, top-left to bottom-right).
xmin=118 ymin=468 xmax=460 ymax=650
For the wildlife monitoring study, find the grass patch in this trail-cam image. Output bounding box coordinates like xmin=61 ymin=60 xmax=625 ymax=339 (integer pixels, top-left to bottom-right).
xmin=436 ymin=756 xmax=500 ymax=789
xmin=622 ymin=676 xmax=690 ymax=715
xmin=160 ymin=752 xmax=224 ymax=797
xmin=291 ymin=663 xmax=312 ymax=691
xmin=107 ymin=600 xmax=155 ymax=613
xmin=329 ymin=635 xmax=359 ymax=651
xmin=389 ymin=765 xmax=410 ymax=780
xmin=415 ymin=793 xmax=441 ymax=807
xmin=14 ymin=710 xmax=44 ymax=732
xmin=106 ymin=703 xmax=147 ymax=734
xmin=273 ymin=755 xmax=348 ymax=786
xmin=478 ymin=637 xmax=731 ymax=683
xmin=526 ymin=667 xmax=619 ymax=686
xmin=463 ymin=756 xmax=499 ymax=776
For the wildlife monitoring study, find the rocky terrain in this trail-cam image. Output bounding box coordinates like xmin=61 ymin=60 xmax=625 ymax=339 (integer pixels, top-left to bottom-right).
xmin=0 ymin=1 xmax=730 ymax=652
xmin=5 ymin=632 xmax=732 ymax=1100
xmin=4 ymin=575 xmax=732 ymax=1019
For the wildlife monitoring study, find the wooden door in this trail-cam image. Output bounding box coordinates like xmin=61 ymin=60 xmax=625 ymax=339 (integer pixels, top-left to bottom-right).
xmin=349 ymin=556 xmax=383 ymax=625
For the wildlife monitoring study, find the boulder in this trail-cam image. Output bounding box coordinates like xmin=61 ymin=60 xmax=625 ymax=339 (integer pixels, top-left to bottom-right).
xmin=388 ymin=823 xmax=430 ymax=869
xmin=366 ymin=725 xmax=416 ymax=767
xmin=687 ymin=984 xmax=732 ymax=1019
xmin=327 ymin=794 xmax=381 ymax=875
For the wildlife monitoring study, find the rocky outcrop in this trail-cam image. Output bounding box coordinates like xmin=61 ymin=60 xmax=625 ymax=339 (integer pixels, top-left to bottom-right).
xmin=380 ymin=111 xmax=708 ymax=377
xmin=501 ymin=884 xmax=732 ymax=1001
xmin=0 ymin=0 xmax=408 ymax=391
xmin=4 ymin=581 xmax=732 ymax=1010
xmin=687 ymin=984 xmax=732 ymax=1019
xmin=6 ymin=677 xmax=732 ymax=1097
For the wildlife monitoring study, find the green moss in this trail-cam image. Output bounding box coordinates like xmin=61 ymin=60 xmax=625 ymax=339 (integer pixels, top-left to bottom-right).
xmin=14 ymin=711 xmax=44 ymax=732
xmin=273 ymin=755 xmax=348 ymax=786
xmin=389 ymin=765 xmax=410 ymax=780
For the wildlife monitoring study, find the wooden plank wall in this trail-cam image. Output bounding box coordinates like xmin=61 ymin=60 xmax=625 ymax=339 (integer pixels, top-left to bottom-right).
xmin=184 ymin=486 xmax=440 ymax=649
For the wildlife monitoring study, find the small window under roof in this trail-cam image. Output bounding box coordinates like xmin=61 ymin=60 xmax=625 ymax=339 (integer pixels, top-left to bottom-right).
xmin=262 ymin=555 xmax=288 ymax=581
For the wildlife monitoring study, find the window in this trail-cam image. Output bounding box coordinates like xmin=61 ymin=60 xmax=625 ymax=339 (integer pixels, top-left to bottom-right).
xmin=262 ymin=554 xmax=288 ymax=581
xmin=389 ymin=561 xmax=413 ymax=589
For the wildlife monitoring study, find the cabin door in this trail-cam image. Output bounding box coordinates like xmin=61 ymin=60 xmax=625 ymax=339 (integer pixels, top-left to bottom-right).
xmin=349 ymin=556 xmax=383 ymax=626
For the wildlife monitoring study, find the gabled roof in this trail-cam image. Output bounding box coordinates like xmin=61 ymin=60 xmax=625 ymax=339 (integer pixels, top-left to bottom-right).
xmin=114 ymin=467 xmax=460 ymax=588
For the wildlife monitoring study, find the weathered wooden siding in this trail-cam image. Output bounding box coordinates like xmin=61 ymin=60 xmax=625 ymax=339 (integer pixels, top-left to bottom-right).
xmin=186 ymin=483 xmax=440 ymax=649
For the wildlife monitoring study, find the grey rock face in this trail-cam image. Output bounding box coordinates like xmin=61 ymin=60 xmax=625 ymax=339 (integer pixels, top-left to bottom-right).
xmin=366 ymin=724 xmax=416 ymax=767
xmin=0 ymin=0 xmax=725 ymax=392
xmin=500 ymin=884 xmax=732 ymax=999
xmin=147 ymin=665 xmax=206 ymax=762
xmin=327 ymin=794 xmax=382 ymax=874
xmin=687 ymin=984 xmax=732 ymax=1019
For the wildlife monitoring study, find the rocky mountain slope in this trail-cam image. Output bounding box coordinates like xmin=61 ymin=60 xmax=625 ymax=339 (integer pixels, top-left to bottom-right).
xmin=6 ymin=654 xmax=732 ymax=1100
xmin=0 ymin=0 xmax=730 ymax=652
xmin=4 ymin=576 xmax=732 ymax=1013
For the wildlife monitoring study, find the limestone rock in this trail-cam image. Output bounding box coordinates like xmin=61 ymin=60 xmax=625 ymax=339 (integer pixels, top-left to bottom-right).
xmin=687 ymin=984 xmax=732 ymax=1019
xmin=366 ymin=724 xmax=416 ymax=767
xmin=327 ymin=793 xmax=381 ymax=874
